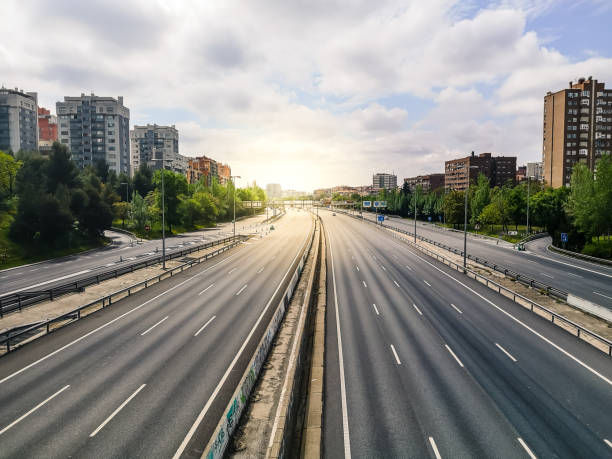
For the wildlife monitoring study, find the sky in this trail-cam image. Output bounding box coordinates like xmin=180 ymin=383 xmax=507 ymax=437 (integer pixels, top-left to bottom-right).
xmin=2 ymin=0 xmax=612 ymax=191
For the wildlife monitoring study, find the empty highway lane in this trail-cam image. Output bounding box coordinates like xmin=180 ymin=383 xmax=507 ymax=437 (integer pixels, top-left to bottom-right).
xmin=0 ymin=209 xmax=311 ymax=458
xmin=322 ymin=211 xmax=612 ymax=458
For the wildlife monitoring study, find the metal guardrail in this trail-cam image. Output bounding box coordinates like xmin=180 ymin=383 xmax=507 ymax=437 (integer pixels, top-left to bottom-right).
xmin=0 ymin=235 xmax=248 ymax=318
xmin=549 ymin=244 xmax=612 ymax=267
xmin=0 ymin=239 xmax=245 ymax=354
xmin=385 ymin=228 xmax=612 ymax=357
xmin=335 ymin=210 xmax=568 ymax=301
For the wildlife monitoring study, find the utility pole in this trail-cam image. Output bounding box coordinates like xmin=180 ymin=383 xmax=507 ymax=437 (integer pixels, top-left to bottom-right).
xmin=231 ymin=175 xmax=241 ymax=237
xmin=414 ymin=189 xmax=417 ymax=242
xmin=526 ymin=175 xmax=531 ymax=235
xmin=463 ymin=186 xmax=468 ymax=270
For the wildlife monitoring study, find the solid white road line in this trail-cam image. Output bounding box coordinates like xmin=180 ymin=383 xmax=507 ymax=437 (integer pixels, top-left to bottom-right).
xmin=90 ymin=384 xmax=146 ymax=437
xmin=257 ymin=267 xmax=265 ymax=274
xmin=517 ymin=437 xmax=537 ymax=459
xmin=235 ymin=284 xmax=248 ymax=296
xmin=392 ymin=241 xmax=612 ymax=387
xmin=0 ymin=385 xmax=70 ymax=436
xmin=194 ymin=316 xmax=216 ymax=337
xmin=198 ymin=284 xmax=215 ymax=295
xmin=356 ymin=265 xmax=360 ymax=272
xmin=2 ymin=269 xmax=92 ymax=296
xmin=228 ymin=268 xmax=237 ymax=274
xmin=372 ymin=304 xmax=380 ymax=315
xmin=390 ymin=345 xmax=401 ymax=365
xmin=604 ymin=439 xmax=612 ymax=449
xmin=495 ymin=343 xmax=518 ymax=362
xmin=429 ymin=437 xmax=442 ymax=459
xmin=393 ymin=280 xmax=400 ymax=287
xmin=593 ymin=291 xmax=612 ymax=301
xmin=423 ymin=280 xmax=431 ymax=287
xmin=540 ymin=272 xmax=554 ymax=279
xmin=140 ymin=316 xmax=169 ymax=336
xmin=538 ymin=249 xmax=612 ymax=278
xmin=0 ymin=246 xmax=246 ymax=386
xmin=450 ymin=303 xmax=463 ymax=314
xmin=413 ymin=304 xmax=423 ymax=316
xmin=362 ymin=281 xmax=367 ymax=288
xmin=172 ymin=229 xmax=311 ymax=459
xmin=445 ymin=344 xmax=464 ymax=368
xmin=325 ymin=229 xmax=352 ymax=459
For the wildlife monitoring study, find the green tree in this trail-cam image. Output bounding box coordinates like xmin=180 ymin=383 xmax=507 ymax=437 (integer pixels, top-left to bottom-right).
xmin=443 ymin=190 xmax=465 ymax=227
xmin=566 ymin=163 xmax=596 ymax=238
xmin=478 ymin=202 xmax=501 ymax=231
xmin=46 ymin=142 xmax=78 ymax=194
xmin=153 ymin=169 xmax=188 ymax=232
xmin=113 ymin=201 xmax=130 ymax=227
xmin=0 ymin=151 xmax=22 ymax=199
xmin=470 ymin=173 xmax=490 ymax=224
xmin=130 ymin=192 xmax=150 ymax=232
xmin=133 ymin=164 xmax=154 ymax=197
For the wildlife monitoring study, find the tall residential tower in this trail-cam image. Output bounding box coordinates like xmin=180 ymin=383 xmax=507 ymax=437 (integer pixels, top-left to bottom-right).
xmin=0 ymin=87 xmax=38 ymax=153
xmin=130 ymin=124 xmax=186 ymax=175
xmin=543 ymin=77 xmax=612 ymax=187
xmin=56 ymin=93 xmax=130 ymax=174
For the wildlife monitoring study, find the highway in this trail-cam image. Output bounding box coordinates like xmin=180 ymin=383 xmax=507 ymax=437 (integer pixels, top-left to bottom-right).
xmin=352 ymin=210 xmax=612 ymax=309
xmin=0 ymin=213 xmax=270 ymax=297
xmin=322 ymin=210 xmax=612 ymax=458
xmin=0 ymin=209 xmax=311 ymax=458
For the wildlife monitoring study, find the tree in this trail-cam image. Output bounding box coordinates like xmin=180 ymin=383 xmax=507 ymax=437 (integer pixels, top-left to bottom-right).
xmin=566 ymin=163 xmax=596 ymax=238
xmin=443 ymin=190 xmax=465 ymax=227
xmin=113 ymin=201 xmax=130 ymax=227
xmin=130 ymin=192 xmax=150 ymax=232
xmin=470 ymin=173 xmax=490 ymax=224
xmin=75 ymin=174 xmax=114 ymax=237
xmin=46 ymin=142 xmax=78 ymax=194
xmin=153 ymin=169 xmax=188 ymax=232
xmin=0 ymin=151 xmax=21 ymax=199
xmin=478 ymin=202 xmax=501 ymax=231
xmin=179 ymin=198 xmax=204 ymax=228
xmin=133 ymin=164 xmax=154 ymax=197
xmin=506 ymin=185 xmax=526 ymax=230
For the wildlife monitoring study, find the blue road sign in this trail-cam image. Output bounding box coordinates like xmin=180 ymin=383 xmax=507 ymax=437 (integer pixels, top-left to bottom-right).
xmin=373 ymin=201 xmax=387 ymax=208
xmin=428 ymin=216 xmax=432 ymax=222
xmin=377 ymin=215 xmax=384 ymax=222
xmin=561 ymin=232 xmax=568 ymax=242
xmin=362 ymin=201 xmax=372 ymax=207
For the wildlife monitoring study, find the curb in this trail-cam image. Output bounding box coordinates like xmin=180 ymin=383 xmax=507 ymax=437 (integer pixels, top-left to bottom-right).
xmin=548 ymin=244 xmax=612 ymax=267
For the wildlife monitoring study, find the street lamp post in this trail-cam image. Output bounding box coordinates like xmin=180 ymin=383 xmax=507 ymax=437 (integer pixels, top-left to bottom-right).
xmin=526 ymin=175 xmax=533 ymax=235
xmin=150 ymin=152 xmax=169 ymax=269
xmin=463 ymin=164 xmax=479 ymax=270
xmin=413 ymin=188 xmax=417 ymax=243
xmin=231 ymin=175 xmax=241 ymax=237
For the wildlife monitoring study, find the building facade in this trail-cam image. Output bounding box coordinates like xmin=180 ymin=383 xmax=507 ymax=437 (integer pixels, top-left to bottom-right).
xmin=38 ymin=107 xmax=58 ymax=154
xmin=56 ymin=93 xmax=130 ymax=174
xmin=403 ymin=173 xmax=445 ymax=192
xmin=526 ymin=162 xmax=543 ymax=182
xmin=0 ymin=87 xmax=38 ymax=153
xmin=187 ymin=155 xmax=224 ymax=185
xmin=372 ymin=173 xmax=397 ymax=190
xmin=217 ymin=163 xmax=231 ymax=185
xmin=266 ymin=183 xmax=282 ymax=198
xmin=130 ymin=124 xmax=183 ymax=175
xmin=543 ymin=77 xmax=612 ymax=188
xmin=445 ymin=152 xmax=516 ymax=191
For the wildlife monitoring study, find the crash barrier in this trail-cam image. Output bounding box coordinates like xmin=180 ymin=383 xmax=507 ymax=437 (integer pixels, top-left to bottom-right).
xmin=0 ymin=239 xmax=244 ymax=354
xmin=203 ymin=217 xmax=316 ymax=459
xmin=0 ymin=235 xmax=247 ymax=317
xmin=549 ymin=244 xmax=612 ymax=267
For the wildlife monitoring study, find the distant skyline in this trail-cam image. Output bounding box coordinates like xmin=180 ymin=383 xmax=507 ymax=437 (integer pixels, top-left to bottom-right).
xmin=3 ymin=0 xmax=612 ymax=191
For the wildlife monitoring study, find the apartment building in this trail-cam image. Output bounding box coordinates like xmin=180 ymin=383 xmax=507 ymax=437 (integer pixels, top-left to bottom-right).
xmin=266 ymin=183 xmax=282 ymax=198
xmin=130 ymin=124 xmax=186 ymax=175
xmin=372 ymin=173 xmax=397 ymax=190
xmin=187 ymin=155 xmax=224 ymax=185
xmin=445 ymin=152 xmax=516 ymax=191
xmin=217 ymin=163 xmax=231 ymax=185
xmin=526 ymin=162 xmax=543 ymax=182
xmin=543 ymin=77 xmax=612 ymax=187
xmin=38 ymin=107 xmax=58 ymax=154
xmin=403 ymin=173 xmax=445 ymax=192
xmin=56 ymin=93 xmax=130 ymax=174
xmin=0 ymin=87 xmax=38 ymax=153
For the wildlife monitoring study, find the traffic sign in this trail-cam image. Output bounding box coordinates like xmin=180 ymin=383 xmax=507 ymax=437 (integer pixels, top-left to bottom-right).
xmin=362 ymin=201 xmax=372 ymax=207
xmin=561 ymin=232 xmax=568 ymax=242
xmin=145 ymin=225 xmax=151 ymax=231
xmin=373 ymin=201 xmax=387 ymax=208
xmin=377 ymin=215 xmax=384 ymax=222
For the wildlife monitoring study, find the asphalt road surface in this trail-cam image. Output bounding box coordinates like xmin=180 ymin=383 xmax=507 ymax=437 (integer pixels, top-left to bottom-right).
xmin=0 ymin=209 xmax=311 ymax=458
xmin=322 ymin=210 xmax=612 ymax=458
xmin=350 ymin=210 xmax=612 ymax=309
xmin=0 ymin=213 xmax=271 ymax=296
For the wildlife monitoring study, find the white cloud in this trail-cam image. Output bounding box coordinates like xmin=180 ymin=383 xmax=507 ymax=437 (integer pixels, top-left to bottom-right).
xmin=2 ymin=0 xmax=611 ymax=190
